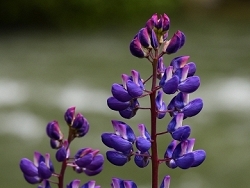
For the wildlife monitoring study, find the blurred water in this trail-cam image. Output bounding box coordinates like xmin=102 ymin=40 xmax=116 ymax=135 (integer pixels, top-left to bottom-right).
xmin=0 ymin=17 xmax=250 ymax=187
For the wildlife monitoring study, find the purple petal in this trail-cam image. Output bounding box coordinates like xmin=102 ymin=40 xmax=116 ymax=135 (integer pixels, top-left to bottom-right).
xmin=162 ymin=75 xmax=179 ymax=94
xmin=55 ymin=147 xmax=67 ymax=162
xmin=171 ymin=125 xmax=191 ymax=141
xmin=84 ymin=166 xmax=103 ymax=176
xmin=175 ymin=152 xmax=195 ymax=169
xmin=191 ymin=150 xmax=206 ymax=167
xmin=38 ymin=161 xmax=52 ymax=179
xmin=123 ymin=180 xmax=137 ymax=188
xmin=64 ymin=106 xmax=75 ymax=125
xmin=107 ymin=97 xmax=130 ymax=111
xmin=170 ymin=56 xmax=190 ymax=71
xmin=178 ymin=76 xmax=200 ymax=93
xmin=135 ymin=137 xmax=151 ymax=152
xmin=23 ymin=174 xmax=41 ymax=184
xmin=75 ymin=153 xmax=93 ymax=168
xmin=85 ymin=154 xmax=104 ymax=171
xmin=164 ymin=140 xmax=178 ymax=159
xmin=111 ymin=178 xmax=124 ymax=188
xmin=151 ymin=29 xmax=159 ymax=49
xmin=46 ymin=121 xmax=63 ymax=140
xmin=126 ymin=80 xmax=143 ymax=98
xmin=134 ymin=151 xmax=150 ymax=168
xmin=111 ymin=83 xmax=132 ymax=102
xmin=187 ymin=62 xmax=196 ymax=77
xmin=138 ymin=28 xmax=151 ymax=48
xmin=111 ymin=135 xmax=133 ymax=153
xmin=20 ymin=158 xmax=38 ymax=177
xmin=67 ymin=179 xmax=80 ymax=188
xmin=129 ymin=37 xmax=149 ymax=58
xmin=106 ymin=151 xmax=129 ymax=166
xmin=160 ymin=175 xmax=171 ymax=188
xmin=183 ymin=98 xmax=203 ymax=117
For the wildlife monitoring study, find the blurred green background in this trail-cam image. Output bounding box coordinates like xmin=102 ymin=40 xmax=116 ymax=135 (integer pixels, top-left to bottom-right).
xmin=1 ymin=0 xmax=250 ymax=187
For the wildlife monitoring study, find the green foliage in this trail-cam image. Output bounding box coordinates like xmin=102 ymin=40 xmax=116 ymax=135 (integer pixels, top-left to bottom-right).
xmin=0 ymin=0 xmax=180 ymax=29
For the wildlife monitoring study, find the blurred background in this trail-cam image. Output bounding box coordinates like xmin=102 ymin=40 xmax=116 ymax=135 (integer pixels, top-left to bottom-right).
xmin=1 ymin=0 xmax=250 ymax=187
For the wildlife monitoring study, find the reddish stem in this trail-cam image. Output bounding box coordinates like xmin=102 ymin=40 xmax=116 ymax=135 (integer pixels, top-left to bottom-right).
xmin=150 ymin=51 xmax=159 ymax=188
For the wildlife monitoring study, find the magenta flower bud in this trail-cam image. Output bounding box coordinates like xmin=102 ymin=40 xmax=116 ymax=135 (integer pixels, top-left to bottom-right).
xmin=106 ymin=150 xmax=129 ymax=166
xmin=64 ymin=106 xmax=76 ymax=125
xmin=134 ymin=151 xmax=150 ymax=168
xmin=107 ymin=97 xmax=130 ymax=111
xmin=163 ymin=30 xmax=185 ymax=54
xmin=111 ymin=83 xmax=132 ymax=102
xmin=72 ymin=113 xmax=84 ymax=129
xmin=151 ymin=29 xmax=159 ymax=49
xmin=46 ymin=121 xmax=63 ymax=141
xmin=129 ymin=37 xmax=149 ymax=58
xmin=162 ymin=13 xmax=170 ymax=32
xmin=72 ymin=113 xmax=89 ymax=137
xmin=160 ymin=175 xmax=171 ymax=188
xmin=178 ymin=76 xmax=200 ymax=93
xmin=138 ymin=28 xmax=152 ymax=48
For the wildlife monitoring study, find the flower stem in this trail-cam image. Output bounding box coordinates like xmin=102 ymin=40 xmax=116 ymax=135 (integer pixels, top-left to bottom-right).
xmin=150 ymin=53 xmax=159 ymax=188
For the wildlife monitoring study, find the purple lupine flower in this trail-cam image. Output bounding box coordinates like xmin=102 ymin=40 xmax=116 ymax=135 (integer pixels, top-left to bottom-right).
xmin=160 ymin=175 xmax=171 ymax=188
xmin=130 ymin=36 xmax=149 ymax=58
xmin=167 ymin=113 xmax=191 ymax=141
xmin=71 ymin=113 xmax=89 ymax=138
xmin=134 ymin=151 xmax=150 ymax=168
xmin=165 ymin=138 xmax=206 ymax=169
xmin=102 ymin=120 xmax=135 ymax=154
xmin=135 ymin=124 xmax=151 ymax=152
xmin=138 ymin=28 xmax=152 ymax=49
xmin=106 ymin=150 xmax=130 ymax=166
xmin=67 ymin=179 xmax=81 ymax=188
xmin=163 ymin=30 xmax=185 ymax=54
xmin=156 ymin=90 xmax=167 ymax=119
xmin=67 ymin=180 xmax=100 ymax=188
xmin=46 ymin=121 xmax=63 ymax=141
xmin=50 ymin=138 xmax=62 ymax=149
xmin=157 ymin=57 xmax=166 ymax=79
xmin=111 ymin=178 xmax=137 ymax=188
xmin=20 ymin=152 xmax=54 ymax=184
xmin=55 ymin=140 xmax=70 ymax=162
xmin=73 ymin=148 xmax=104 ymax=176
xmin=64 ymin=106 xmax=76 ymax=125
xmin=107 ymin=97 xmax=130 ymax=111
xmin=37 ymin=180 xmax=51 ymax=188
xmin=167 ymin=92 xmax=203 ymax=118
xmin=119 ymin=98 xmax=139 ymax=119
xmin=159 ymin=66 xmax=179 ymax=94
